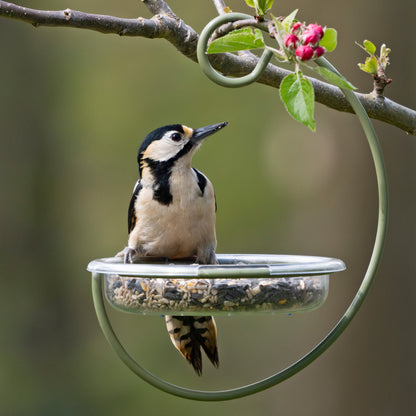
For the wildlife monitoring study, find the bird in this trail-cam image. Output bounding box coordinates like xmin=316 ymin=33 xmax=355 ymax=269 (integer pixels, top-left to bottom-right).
xmin=121 ymin=121 xmax=228 ymax=375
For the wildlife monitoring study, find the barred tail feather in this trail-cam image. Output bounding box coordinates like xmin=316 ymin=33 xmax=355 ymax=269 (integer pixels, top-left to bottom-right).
xmin=165 ymin=315 xmax=219 ymax=376
xmin=193 ymin=316 xmax=219 ymax=368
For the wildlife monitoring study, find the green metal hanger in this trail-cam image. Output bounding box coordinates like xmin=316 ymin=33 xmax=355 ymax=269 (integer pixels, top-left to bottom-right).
xmin=90 ymin=12 xmax=388 ymax=401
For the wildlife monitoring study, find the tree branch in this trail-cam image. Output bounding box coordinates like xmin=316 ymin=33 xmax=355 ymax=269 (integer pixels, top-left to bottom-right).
xmin=142 ymin=0 xmax=174 ymax=15
xmin=212 ymin=0 xmax=229 ymax=15
xmin=1 ymin=0 xmax=415 ymax=135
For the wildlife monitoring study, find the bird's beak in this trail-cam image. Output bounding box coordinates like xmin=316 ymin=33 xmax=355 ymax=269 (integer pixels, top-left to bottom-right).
xmin=191 ymin=122 xmax=228 ymax=143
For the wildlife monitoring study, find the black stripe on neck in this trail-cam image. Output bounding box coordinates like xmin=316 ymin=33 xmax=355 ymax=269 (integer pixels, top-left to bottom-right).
xmin=142 ymin=141 xmax=194 ymax=206
xmin=144 ymin=158 xmax=173 ymax=205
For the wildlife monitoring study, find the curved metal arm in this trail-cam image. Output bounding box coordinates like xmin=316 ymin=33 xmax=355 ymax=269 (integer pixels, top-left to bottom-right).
xmin=197 ymin=13 xmax=273 ymax=87
xmin=91 ymin=13 xmax=389 ymax=401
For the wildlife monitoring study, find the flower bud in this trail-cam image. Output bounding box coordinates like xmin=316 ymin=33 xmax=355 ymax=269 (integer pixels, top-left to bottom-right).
xmin=302 ymin=24 xmax=324 ymax=45
xmin=307 ymin=24 xmax=324 ymax=39
xmin=284 ymin=33 xmax=299 ymax=49
xmin=295 ymin=45 xmax=314 ymax=61
xmin=291 ymin=22 xmax=302 ymax=33
xmin=303 ymin=29 xmax=321 ymax=45
xmin=313 ymin=46 xmax=325 ymax=58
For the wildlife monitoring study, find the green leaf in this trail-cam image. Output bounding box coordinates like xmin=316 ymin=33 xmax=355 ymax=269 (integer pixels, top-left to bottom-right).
xmin=282 ymin=9 xmax=298 ymax=32
xmin=358 ymin=55 xmax=378 ymax=74
xmin=314 ymin=67 xmax=356 ymax=90
xmin=207 ymin=28 xmax=265 ymax=54
xmin=280 ymin=72 xmax=316 ymax=131
xmin=380 ymin=43 xmax=391 ymax=58
xmin=271 ymin=14 xmax=289 ymax=48
xmin=263 ymin=0 xmax=274 ymax=13
xmin=256 ymin=0 xmax=273 ymax=15
xmin=320 ymin=28 xmax=337 ymax=52
xmin=380 ymin=43 xmax=391 ymax=68
xmin=245 ymin=0 xmax=273 ymax=15
xmin=363 ymin=39 xmax=376 ymax=55
xmin=366 ymin=55 xmax=379 ymax=72
xmin=358 ymin=63 xmax=367 ymax=72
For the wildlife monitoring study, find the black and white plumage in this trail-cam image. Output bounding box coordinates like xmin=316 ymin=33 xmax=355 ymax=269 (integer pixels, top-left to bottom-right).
xmin=122 ymin=122 xmax=227 ymax=375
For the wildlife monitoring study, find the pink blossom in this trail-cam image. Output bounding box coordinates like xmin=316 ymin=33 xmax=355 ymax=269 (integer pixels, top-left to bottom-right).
xmin=284 ymin=33 xmax=299 ymax=49
xmin=302 ymin=24 xmax=324 ymax=45
xmin=303 ymin=29 xmax=321 ymax=45
xmin=307 ymin=24 xmax=324 ymax=39
xmin=295 ymin=45 xmax=314 ymax=61
xmin=291 ymin=22 xmax=302 ymax=33
xmin=313 ymin=46 xmax=325 ymax=58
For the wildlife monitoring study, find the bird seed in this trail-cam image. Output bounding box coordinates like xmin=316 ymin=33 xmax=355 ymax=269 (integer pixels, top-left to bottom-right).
xmin=104 ymin=274 xmax=328 ymax=315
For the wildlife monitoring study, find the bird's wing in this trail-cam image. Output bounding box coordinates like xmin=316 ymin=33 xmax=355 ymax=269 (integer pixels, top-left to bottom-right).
xmin=192 ymin=168 xmax=217 ymax=212
xmin=127 ymin=179 xmax=143 ymax=234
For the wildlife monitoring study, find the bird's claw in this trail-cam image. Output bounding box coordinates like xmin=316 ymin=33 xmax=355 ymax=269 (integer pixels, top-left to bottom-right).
xmin=124 ymin=247 xmax=137 ymax=264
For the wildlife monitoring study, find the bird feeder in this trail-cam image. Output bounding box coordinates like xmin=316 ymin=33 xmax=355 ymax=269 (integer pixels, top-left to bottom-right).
xmin=87 ymin=13 xmax=388 ymax=401
xmin=89 ymin=254 xmax=345 ymax=316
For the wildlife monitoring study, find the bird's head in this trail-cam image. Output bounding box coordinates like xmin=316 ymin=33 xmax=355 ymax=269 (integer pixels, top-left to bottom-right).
xmin=137 ymin=122 xmax=228 ymax=175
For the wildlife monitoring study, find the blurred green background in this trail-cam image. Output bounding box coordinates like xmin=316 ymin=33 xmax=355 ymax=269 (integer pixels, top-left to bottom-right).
xmin=1 ymin=1 xmax=415 ymax=415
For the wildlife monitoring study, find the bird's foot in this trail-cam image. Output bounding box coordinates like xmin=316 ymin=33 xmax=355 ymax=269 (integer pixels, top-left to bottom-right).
xmin=124 ymin=247 xmax=138 ymax=264
xmin=196 ymin=249 xmax=218 ymax=265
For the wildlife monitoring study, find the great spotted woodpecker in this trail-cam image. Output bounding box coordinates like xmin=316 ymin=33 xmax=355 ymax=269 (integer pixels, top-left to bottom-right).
xmin=121 ymin=122 xmax=227 ymax=375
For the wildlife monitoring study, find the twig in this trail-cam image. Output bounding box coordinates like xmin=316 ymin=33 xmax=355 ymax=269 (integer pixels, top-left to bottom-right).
xmin=212 ymin=0 xmax=229 ymax=15
xmin=142 ymin=0 xmax=174 ymax=16
xmin=372 ymin=67 xmax=392 ymax=98
xmin=0 ymin=0 xmax=415 ymax=135
xmin=212 ymin=19 xmax=265 ymax=40
xmin=0 ymin=1 xmax=199 ymax=59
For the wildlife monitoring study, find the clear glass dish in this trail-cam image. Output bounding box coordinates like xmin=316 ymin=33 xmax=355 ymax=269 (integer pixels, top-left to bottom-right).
xmin=87 ymin=254 xmax=345 ymax=316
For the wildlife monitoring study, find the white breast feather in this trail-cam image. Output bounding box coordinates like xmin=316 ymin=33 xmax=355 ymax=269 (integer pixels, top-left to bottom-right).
xmin=128 ymin=165 xmax=216 ymax=260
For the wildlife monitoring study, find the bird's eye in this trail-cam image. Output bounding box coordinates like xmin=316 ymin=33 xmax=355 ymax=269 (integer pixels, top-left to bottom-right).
xmin=171 ymin=132 xmax=182 ymax=142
